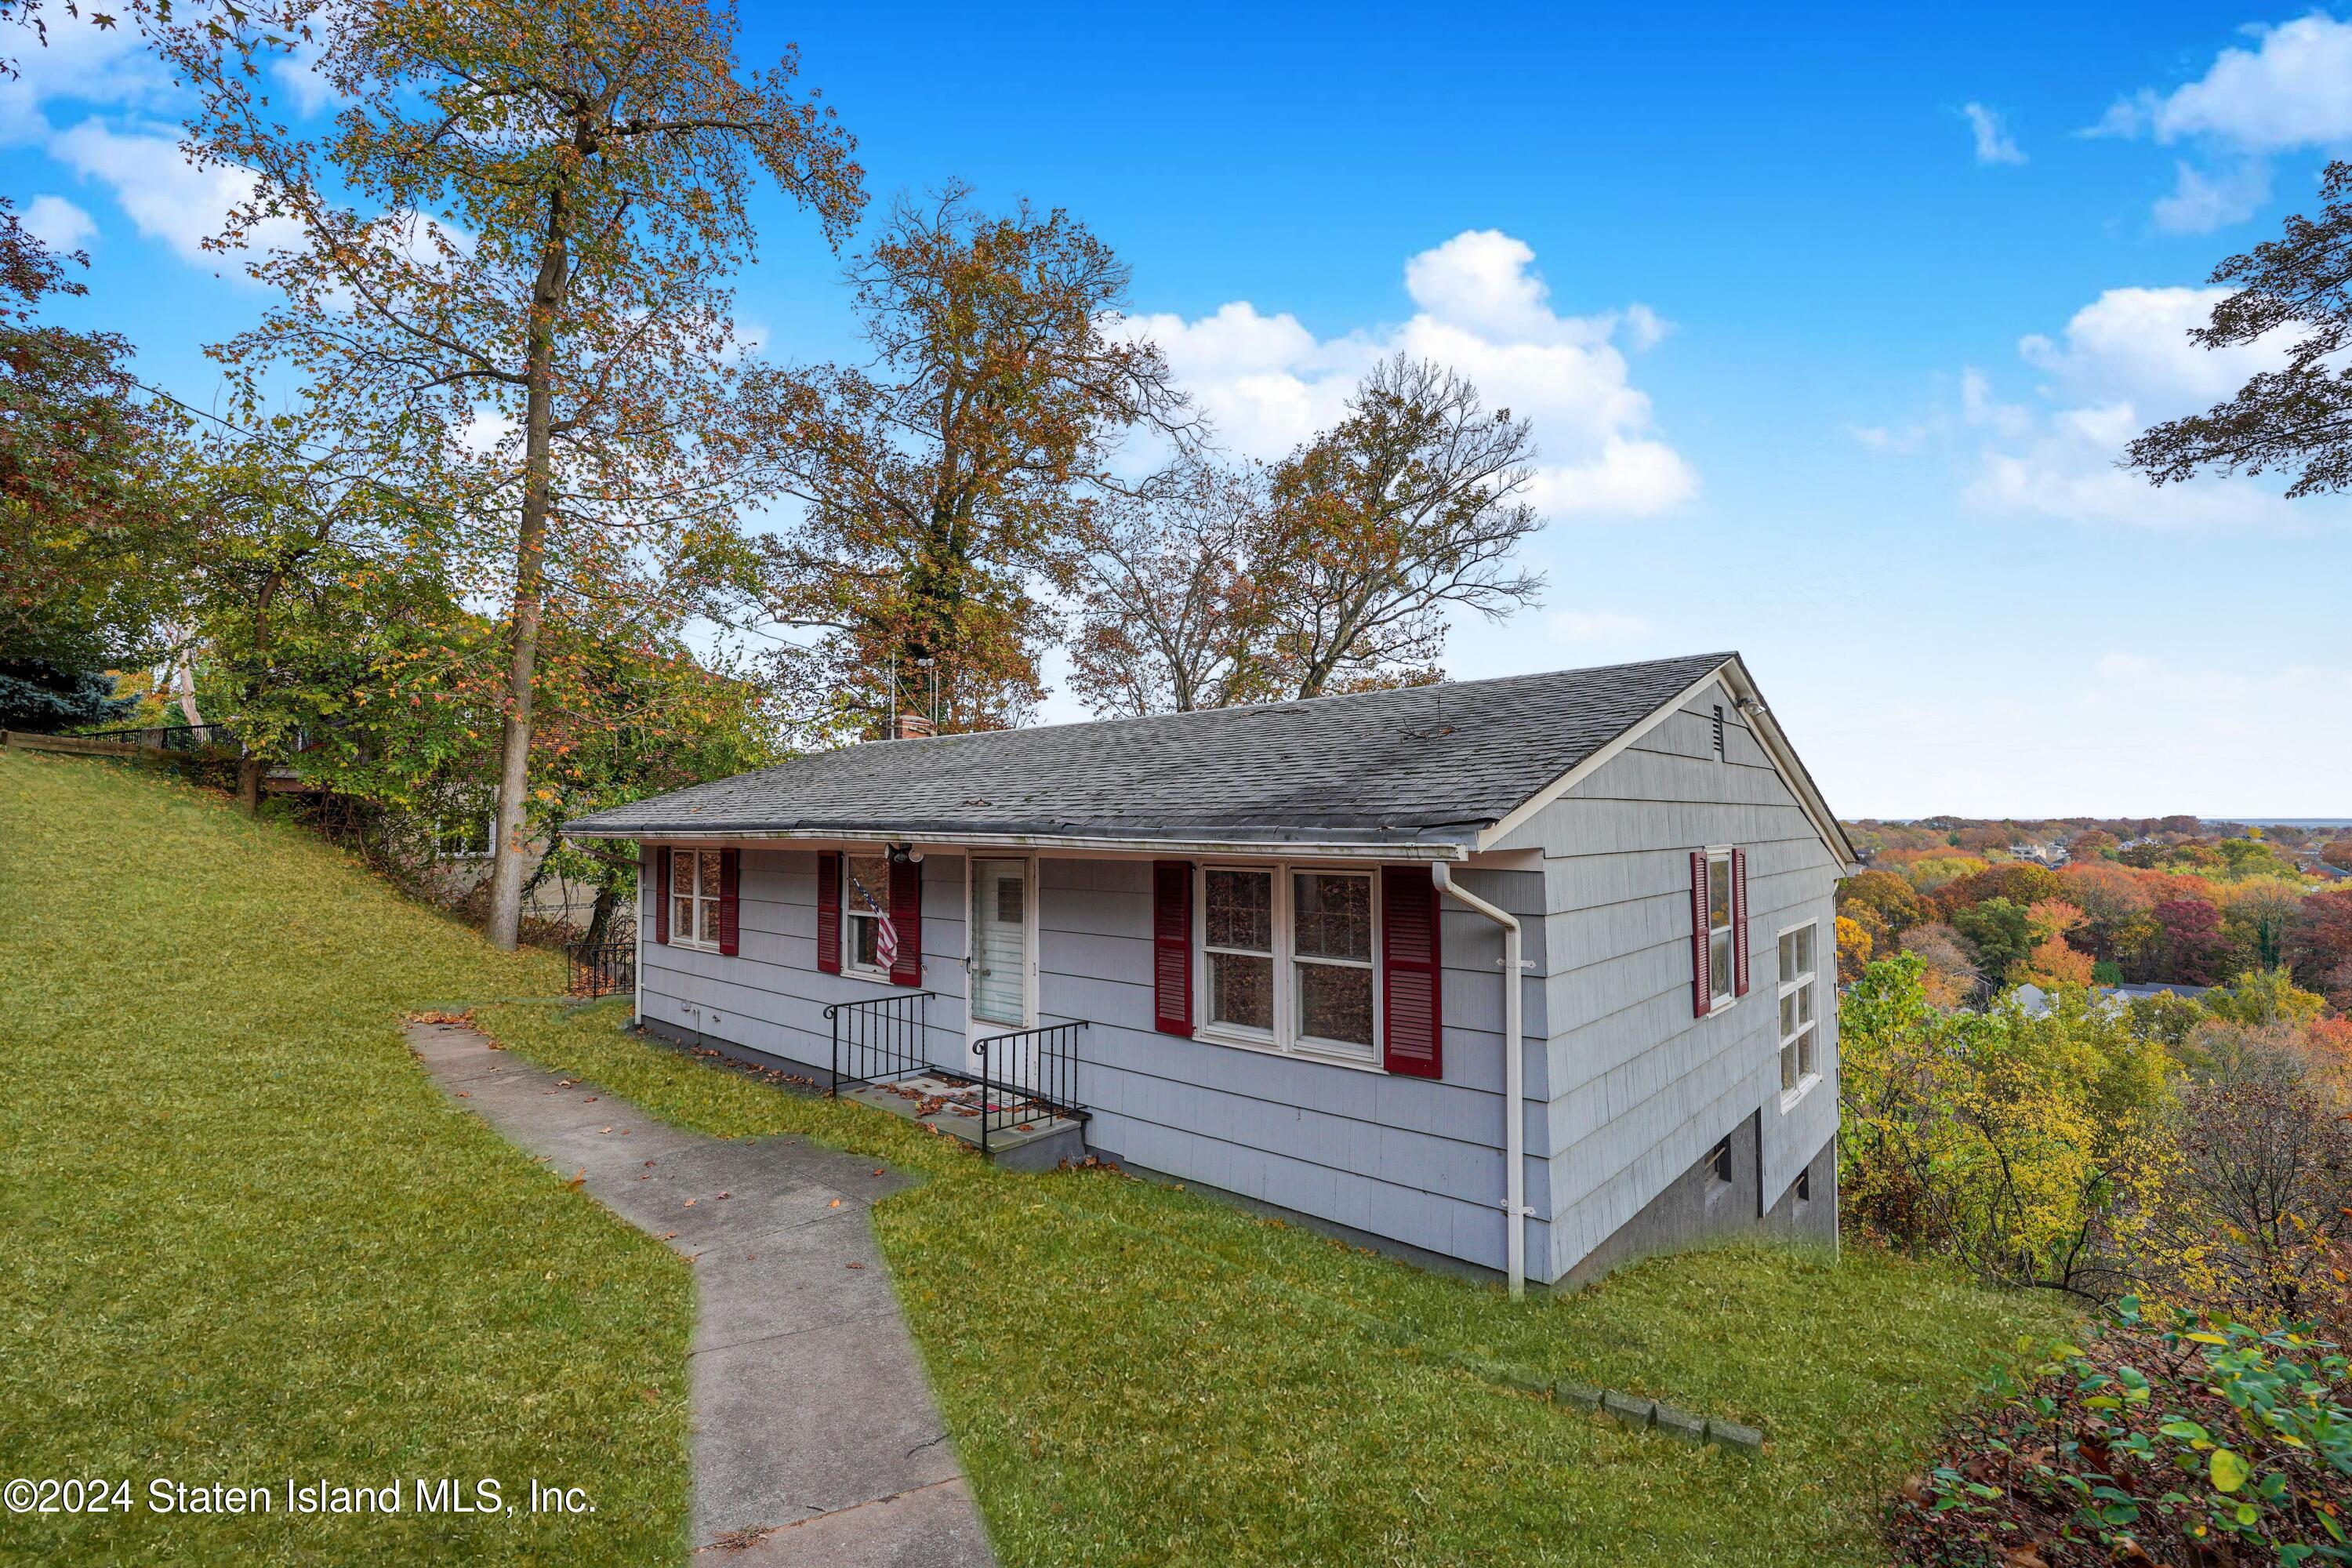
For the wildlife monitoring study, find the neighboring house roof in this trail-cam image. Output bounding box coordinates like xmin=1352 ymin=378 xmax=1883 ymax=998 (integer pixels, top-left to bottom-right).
xmin=565 ymin=651 xmax=1857 ymax=866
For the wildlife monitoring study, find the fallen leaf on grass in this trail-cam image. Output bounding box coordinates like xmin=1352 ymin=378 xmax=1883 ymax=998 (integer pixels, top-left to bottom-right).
xmin=566 ymin=1169 xmax=585 ymax=1189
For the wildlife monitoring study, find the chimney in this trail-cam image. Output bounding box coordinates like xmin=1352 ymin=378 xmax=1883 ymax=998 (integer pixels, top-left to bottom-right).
xmin=895 ymin=713 xmax=936 ymax=741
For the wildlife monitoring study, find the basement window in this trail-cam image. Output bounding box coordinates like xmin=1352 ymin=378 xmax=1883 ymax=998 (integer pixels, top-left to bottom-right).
xmin=1707 ymin=1136 xmax=1733 ymax=1187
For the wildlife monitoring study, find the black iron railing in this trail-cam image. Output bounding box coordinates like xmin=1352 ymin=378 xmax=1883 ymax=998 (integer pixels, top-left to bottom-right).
xmin=568 ymin=921 xmax=637 ymax=998
xmin=82 ymin=723 xmax=241 ymax=753
xmin=967 ymin=1020 xmax=1089 ymax=1156
xmin=827 ymin=991 xmax=935 ymax=1094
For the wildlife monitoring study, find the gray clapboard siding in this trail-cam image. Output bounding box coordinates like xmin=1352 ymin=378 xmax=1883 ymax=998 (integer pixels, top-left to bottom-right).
xmin=637 ymin=844 xmax=1546 ymax=1275
xmin=1524 ymin=685 xmax=1845 ymax=1280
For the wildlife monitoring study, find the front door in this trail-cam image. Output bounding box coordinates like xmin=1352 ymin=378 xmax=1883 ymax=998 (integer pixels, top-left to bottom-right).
xmin=967 ymin=858 xmax=1034 ymax=1087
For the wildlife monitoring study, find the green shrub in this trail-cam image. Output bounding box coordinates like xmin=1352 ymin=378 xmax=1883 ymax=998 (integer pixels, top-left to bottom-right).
xmin=1892 ymin=1299 xmax=2352 ymax=1566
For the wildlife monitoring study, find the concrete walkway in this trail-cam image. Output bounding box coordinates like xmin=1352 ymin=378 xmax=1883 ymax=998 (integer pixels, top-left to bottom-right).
xmin=405 ymin=1017 xmax=996 ymax=1566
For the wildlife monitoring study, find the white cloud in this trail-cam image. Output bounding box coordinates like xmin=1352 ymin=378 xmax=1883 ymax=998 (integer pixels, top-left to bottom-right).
xmin=2015 ymin=285 xmax=2278 ymax=407
xmin=1849 ymin=421 xmax=1927 ymax=454
xmin=46 ymin=118 xmax=301 ymax=272
xmin=2151 ymin=158 xmax=2271 ymax=234
xmin=270 ymin=34 xmax=340 ymax=118
xmin=1622 ymin=302 xmax=1672 ymax=351
xmin=1959 ymin=366 xmax=2031 ymax=439
xmin=2107 ymin=14 xmax=2352 ymax=151
xmin=1962 ymin=102 xmax=2025 ymax=165
xmin=1548 ymin=608 xmax=1650 ymax=642
xmin=2094 ymin=15 xmax=2352 ymax=231
xmin=1127 ymin=230 xmax=1697 ymax=521
xmin=0 ymin=11 xmax=174 ymax=144
xmin=19 ymin=193 xmax=96 ymax=252
xmin=1962 ymin=284 xmax=2339 ymax=531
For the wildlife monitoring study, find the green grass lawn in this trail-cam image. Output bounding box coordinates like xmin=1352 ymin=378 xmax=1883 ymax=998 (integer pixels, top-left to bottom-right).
xmin=0 ymin=750 xmax=692 ymax=1565
xmin=482 ymin=988 xmax=2079 ymax=1564
xmin=3 ymin=747 xmax=2074 ymax=1566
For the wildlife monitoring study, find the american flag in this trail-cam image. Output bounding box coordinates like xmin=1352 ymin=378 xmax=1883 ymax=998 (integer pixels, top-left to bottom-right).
xmin=875 ymin=914 xmax=901 ymax=967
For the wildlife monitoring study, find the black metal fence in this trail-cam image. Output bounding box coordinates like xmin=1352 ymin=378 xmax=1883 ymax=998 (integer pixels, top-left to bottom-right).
xmin=83 ymin=723 xmax=242 ymax=753
xmin=827 ymin=991 xmax=935 ymax=1093
xmin=967 ymin=1020 xmax=1089 ymax=1156
xmin=568 ymin=920 xmax=637 ymax=998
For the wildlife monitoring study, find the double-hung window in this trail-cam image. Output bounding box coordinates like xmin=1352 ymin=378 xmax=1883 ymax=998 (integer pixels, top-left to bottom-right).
xmin=671 ymin=849 xmax=724 ymax=951
xmin=1706 ymin=851 xmax=1736 ymax=1010
xmin=842 ymin=853 xmax=892 ymax=977
xmin=1777 ymin=922 xmax=1819 ymax=1095
xmin=1200 ymin=865 xmax=1377 ymax=1064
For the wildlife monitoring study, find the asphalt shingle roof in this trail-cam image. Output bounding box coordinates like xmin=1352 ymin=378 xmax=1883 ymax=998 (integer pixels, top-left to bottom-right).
xmin=564 ymin=652 xmax=1737 ymax=849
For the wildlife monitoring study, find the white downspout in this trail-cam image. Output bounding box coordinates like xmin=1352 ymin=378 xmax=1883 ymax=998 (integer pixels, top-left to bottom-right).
xmin=1432 ymin=862 xmax=1527 ymax=1298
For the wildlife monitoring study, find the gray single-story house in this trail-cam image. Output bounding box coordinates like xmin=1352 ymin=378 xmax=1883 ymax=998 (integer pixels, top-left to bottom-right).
xmin=564 ymin=652 xmax=1857 ymax=1292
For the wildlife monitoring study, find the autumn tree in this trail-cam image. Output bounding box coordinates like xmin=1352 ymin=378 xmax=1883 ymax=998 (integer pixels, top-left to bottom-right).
xmin=1065 ymin=459 xmax=1284 ymax=716
xmin=521 ymin=626 xmax=784 ymax=949
xmin=170 ymin=430 xmax=466 ymax=812
xmin=2288 ymin=887 xmax=2352 ymax=1003
xmin=2128 ymin=161 xmax=2352 ymax=498
xmin=2153 ymin=898 xmax=2237 ymax=986
xmin=751 ymin=184 xmax=1189 ymax=739
xmin=1260 ymin=354 xmax=1543 ymax=699
xmin=156 ymin=0 xmax=862 ymax=949
xmin=1836 ymin=869 xmax=1928 ymax=955
xmin=0 ymin=195 xmax=184 ymax=727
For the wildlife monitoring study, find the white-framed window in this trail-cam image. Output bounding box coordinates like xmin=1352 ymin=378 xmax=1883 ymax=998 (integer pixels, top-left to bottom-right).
xmin=1199 ymin=862 xmax=1379 ymax=1065
xmin=842 ymin=852 xmax=892 ymax=977
xmin=1777 ymin=921 xmax=1820 ymax=1097
xmin=1707 ymin=848 xmax=1736 ymax=1011
xmin=671 ymin=848 xmax=724 ymax=951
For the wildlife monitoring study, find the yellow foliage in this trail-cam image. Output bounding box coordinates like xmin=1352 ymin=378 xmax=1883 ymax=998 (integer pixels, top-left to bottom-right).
xmin=1835 ymin=915 xmax=1872 ymax=982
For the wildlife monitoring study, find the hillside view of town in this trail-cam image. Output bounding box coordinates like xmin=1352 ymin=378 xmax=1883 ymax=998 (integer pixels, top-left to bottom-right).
xmin=1836 ymin=815 xmax=2352 ymax=1007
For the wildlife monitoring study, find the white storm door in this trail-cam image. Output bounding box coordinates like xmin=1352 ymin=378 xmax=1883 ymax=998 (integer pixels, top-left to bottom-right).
xmin=966 ymin=858 xmax=1035 ymax=1083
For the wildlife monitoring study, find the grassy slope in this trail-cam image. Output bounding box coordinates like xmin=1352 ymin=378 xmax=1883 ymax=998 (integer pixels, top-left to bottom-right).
xmin=477 ymin=1006 xmax=2078 ymax=1567
xmin=0 ymin=750 xmax=691 ymax=1564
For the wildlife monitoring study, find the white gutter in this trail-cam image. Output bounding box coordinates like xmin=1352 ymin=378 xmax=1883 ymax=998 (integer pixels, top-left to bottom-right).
xmin=564 ymin=824 xmax=1474 ymax=862
xmin=1432 ymin=862 xmax=1529 ymax=1298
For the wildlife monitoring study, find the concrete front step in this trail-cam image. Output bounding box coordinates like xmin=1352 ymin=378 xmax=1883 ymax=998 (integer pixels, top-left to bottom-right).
xmin=842 ymin=1074 xmax=1088 ymax=1171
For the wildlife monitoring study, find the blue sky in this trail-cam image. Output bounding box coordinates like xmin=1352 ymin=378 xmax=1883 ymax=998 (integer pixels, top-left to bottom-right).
xmin=6 ymin=4 xmax=2348 ymax=817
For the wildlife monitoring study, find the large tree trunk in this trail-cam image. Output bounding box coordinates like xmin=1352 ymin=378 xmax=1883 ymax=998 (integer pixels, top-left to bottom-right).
xmin=485 ymin=205 xmax=570 ymax=952
xmin=172 ymin=650 xmax=205 ymax=728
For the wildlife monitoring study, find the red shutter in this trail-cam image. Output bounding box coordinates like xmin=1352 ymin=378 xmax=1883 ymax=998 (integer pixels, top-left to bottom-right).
xmin=887 ymin=855 xmax=923 ymax=987
xmin=1381 ymin=865 xmax=1443 ymax=1079
xmin=815 ymin=852 xmax=841 ymax=975
xmin=1730 ymin=847 xmax=1749 ymax=996
xmin=717 ymin=849 xmax=741 ymax=957
xmin=1152 ymin=860 xmax=1194 ymax=1036
xmin=1690 ymin=850 xmax=1711 ymax=1018
xmin=653 ymin=846 xmax=671 ymax=945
